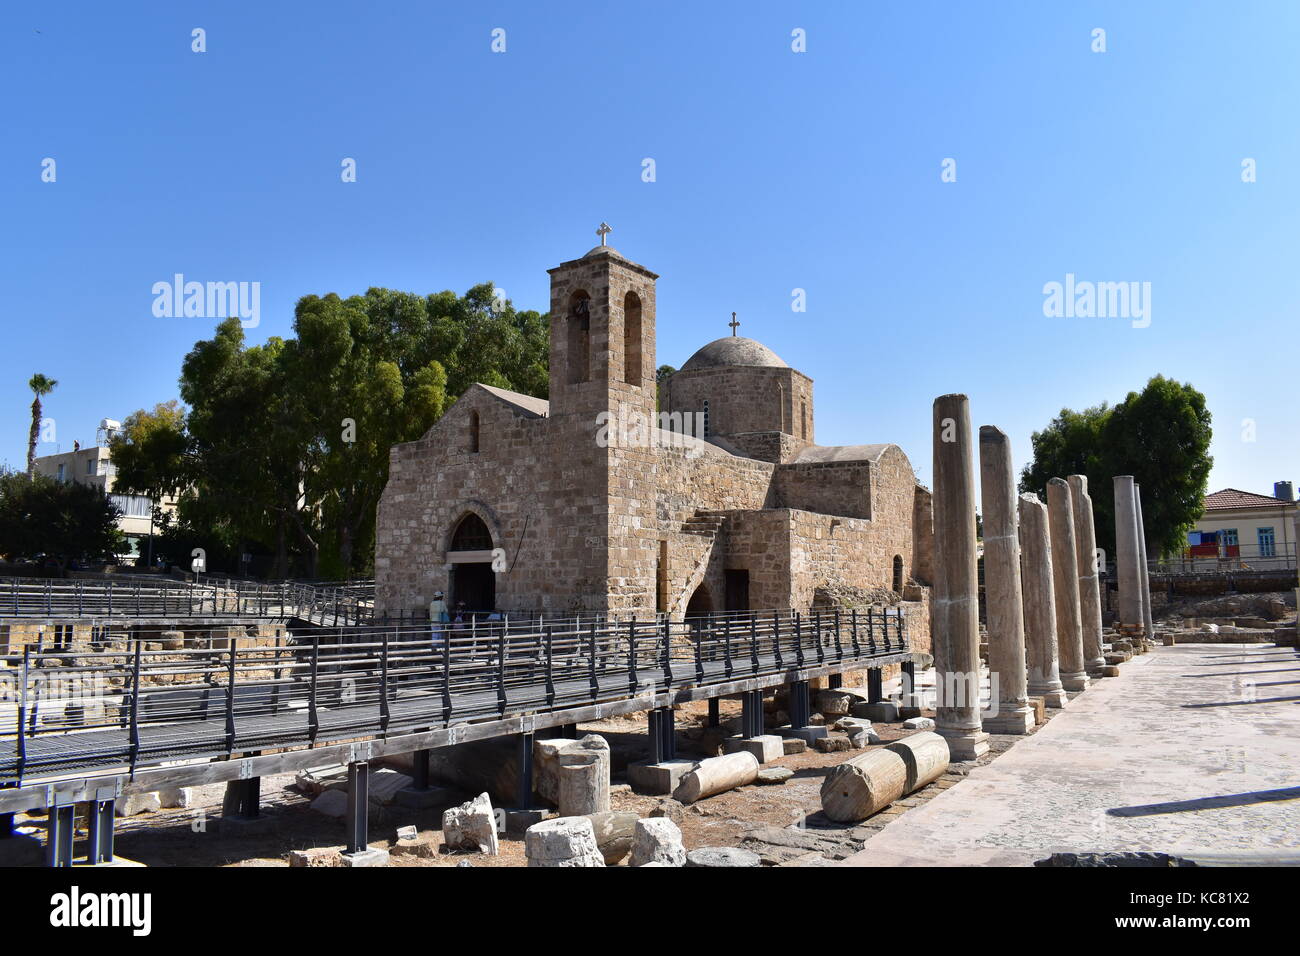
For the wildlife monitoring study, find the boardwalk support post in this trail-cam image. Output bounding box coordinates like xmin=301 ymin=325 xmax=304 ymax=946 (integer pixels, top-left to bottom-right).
xmin=46 ymin=796 xmax=75 ymax=868
xmin=86 ymin=787 xmax=116 ymax=864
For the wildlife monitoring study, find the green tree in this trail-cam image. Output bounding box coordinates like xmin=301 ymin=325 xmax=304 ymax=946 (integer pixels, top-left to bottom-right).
xmin=0 ymin=471 xmax=126 ymax=573
xmin=656 ymin=364 xmax=676 ymax=412
xmin=1020 ymin=376 xmax=1213 ymax=558
xmin=113 ymin=282 xmax=543 ymax=578
xmin=26 ymin=373 xmax=57 ymax=476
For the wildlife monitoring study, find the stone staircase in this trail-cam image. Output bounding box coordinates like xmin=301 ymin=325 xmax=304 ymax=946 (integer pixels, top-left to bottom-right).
xmin=667 ymin=511 xmax=727 ymax=617
xmin=681 ymin=512 xmax=726 ymax=537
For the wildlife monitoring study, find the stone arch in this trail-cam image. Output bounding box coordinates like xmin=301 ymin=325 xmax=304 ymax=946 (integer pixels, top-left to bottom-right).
xmin=685 ymin=583 xmax=714 ymax=618
xmin=438 ymin=501 xmax=504 ymax=555
xmin=623 ymin=290 xmax=642 ymax=387
xmin=567 ymin=289 xmax=591 ymax=384
xmin=892 ymin=554 xmax=904 ymax=592
xmin=451 ymin=513 xmax=493 ymax=552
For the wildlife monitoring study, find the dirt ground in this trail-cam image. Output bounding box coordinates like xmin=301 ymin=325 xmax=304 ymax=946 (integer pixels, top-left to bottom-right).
xmin=11 ymin=693 xmax=1071 ymax=867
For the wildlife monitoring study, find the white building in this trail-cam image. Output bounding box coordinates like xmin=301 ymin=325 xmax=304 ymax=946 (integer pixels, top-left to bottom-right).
xmin=1184 ymin=485 xmax=1297 ymax=571
xmin=31 ymin=419 xmax=175 ymax=561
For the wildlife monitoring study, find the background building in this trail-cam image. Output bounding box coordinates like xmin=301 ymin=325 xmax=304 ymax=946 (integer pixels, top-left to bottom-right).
xmin=1183 ymin=483 xmax=1297 ymax=571
xmin=31 ymin=418 xmax=174 ymax=562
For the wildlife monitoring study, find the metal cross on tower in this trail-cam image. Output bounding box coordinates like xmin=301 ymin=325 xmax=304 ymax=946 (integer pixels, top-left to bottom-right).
xmin=596 ymin=222 xmax=612 ymax=246
xmin=729 ymin=311 xmax=740 ymax=336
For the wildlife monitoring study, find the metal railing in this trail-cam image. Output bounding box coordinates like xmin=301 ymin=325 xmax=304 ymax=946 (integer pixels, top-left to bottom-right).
xmin=0 ymin=577 xmax=374 ymax=626
xmin=0 ymin=606 xmax=906 ymax=784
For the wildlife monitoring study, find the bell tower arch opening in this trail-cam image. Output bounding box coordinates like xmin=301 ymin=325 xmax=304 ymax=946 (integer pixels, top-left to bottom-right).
xmin=623 ymin=290 xmax=643 ymax=387
xmin=566 ymin=290 xmax=591 ymax=385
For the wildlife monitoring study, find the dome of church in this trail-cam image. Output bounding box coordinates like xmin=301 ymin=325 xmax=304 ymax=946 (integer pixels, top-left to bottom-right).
xmin=680 ymin=336 xmax=790 ymax=372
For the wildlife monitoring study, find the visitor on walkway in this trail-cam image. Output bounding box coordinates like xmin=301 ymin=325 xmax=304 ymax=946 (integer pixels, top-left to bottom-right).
xmin=430 ymin=590 xmax=448 ymax=656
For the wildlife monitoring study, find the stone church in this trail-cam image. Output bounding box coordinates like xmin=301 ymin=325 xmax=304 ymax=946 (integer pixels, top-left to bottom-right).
xmin=375 ymin=238 xmax=933 ymax=642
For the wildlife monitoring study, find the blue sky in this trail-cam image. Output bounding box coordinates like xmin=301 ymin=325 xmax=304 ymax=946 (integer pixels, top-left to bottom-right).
xmin=3 ymin=1 xmax=1296 ymax=494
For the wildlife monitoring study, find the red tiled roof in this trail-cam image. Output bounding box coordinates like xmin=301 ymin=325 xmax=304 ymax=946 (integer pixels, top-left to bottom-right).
xmin=1204 ymin=488 xmax=1293 ymax=511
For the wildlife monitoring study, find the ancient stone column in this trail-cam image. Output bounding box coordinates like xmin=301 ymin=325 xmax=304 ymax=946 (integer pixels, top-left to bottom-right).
xmin=1113 ymin=476 xmax=1143 ymax=639
xmin=1135 ymin=486 xmax=1156 ymax=642
xmin=1068 ymin=475 xmax=1106 ymax=676
xmin=1019 ymin=493 xmax=1067 ymax=707
xmin=1047 ymin=478 xmax=1089 ymax=692
xmin=930 ymin=395 xmax=989 ymax=759
xmin=978 ymin=426 xmax=1033 ymax=733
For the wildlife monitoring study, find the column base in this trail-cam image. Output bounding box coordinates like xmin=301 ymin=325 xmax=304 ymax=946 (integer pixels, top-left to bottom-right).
xmin=340 ymin=848 xmax=390 ymax=868
xmin=936 ymin=727 xmax=990 ymax=761
xmin=981 ymin=706 xmax=1034 ymax=735
xmin=627 ymin=759 xmax=696 ymax=796
xmin=1028 ymin=682 xmax=1068 ymax=708
xmin=1038 ymin=689 xmax=1068 ymax=708
xmin=1060 ymin=671 xmax=1090 ymax=692
xmin=1084 ymin=658 xmax=1107 ymax=677
xmin=723 ymin=735 xmax=784 ymax=764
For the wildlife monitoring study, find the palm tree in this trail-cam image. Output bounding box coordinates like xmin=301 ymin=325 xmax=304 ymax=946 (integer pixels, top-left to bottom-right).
xmin=26 ymin=373 xmax=57 ymax=476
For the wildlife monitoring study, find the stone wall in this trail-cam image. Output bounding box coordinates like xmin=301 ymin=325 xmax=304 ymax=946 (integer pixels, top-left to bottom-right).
xmin=775 ymin=460 xmax=871 ymax=519
xmin=665 ymin=365 xmax=814 ymax=446
xmin=376 ymin=387 xmax=613 ymax=616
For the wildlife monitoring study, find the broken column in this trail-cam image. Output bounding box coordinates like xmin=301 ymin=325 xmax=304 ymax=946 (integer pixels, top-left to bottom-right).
xmin=1047 ymin=478 xmax=1090 ymax=692
xmin=1068 ymin=474 xmax=1107 ymax=676
xmin=1113 ymin=475 xmax=1144 ymax=641
xmin=930 ymin=394 xmax=989 ymax=759
xmin=524 ymin=817 xmax=605 ymax=867
xmin=1019 ymin=493 xmax=1068 ymax=707
xmin=1135 ymin=486 xmax=1156 ymax=644
xmin=978 ymin=425 xmax=1033 ymax=734
xmin=673 ymin=751 xmax=758 ymax=804
xmin=820 ymin=747 xmax=909 ymax=822
xmin=442 ymin=792 xmax=499 ymax=855
xmin=556 ymin=735 xmax=610 ymax=816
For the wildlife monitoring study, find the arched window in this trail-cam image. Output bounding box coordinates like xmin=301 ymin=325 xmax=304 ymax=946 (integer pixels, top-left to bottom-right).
xmin=892 ymin=555 xmax=904 ymax=592
xmin=623 ymin=291 xmax=642 ymax=387
xmin=468 ymin=410 xmax=480 ymax=453
xmin=567 ymin=291 xmax=591 ymax=384
xmin=451 ymin=513 xmax=493 ymax=552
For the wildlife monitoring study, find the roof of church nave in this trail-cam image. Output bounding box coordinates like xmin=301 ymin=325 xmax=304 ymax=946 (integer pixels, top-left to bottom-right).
xmin=680 ymin=336 xmax=790 ymax=372
xmin=792 ymin=443 xmax=895 ymax=464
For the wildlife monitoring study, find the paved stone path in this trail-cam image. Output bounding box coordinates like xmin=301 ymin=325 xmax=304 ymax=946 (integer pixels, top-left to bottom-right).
xmin=842 ymin=643 xmax=1300 ymax=866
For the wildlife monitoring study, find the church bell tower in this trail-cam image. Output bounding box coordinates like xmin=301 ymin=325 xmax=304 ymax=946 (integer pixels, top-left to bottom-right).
xmin=547 ymin=224 xmax=658 ymax=420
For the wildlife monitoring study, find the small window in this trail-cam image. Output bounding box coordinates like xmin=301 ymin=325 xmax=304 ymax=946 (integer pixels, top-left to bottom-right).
xmin=86 ymin=457 xmax=94 ymax=475
xmin=702 ymin=400 xmax=710 ymax=438
xmin=1258 ymin=527 xmax=1275 ymax=558
xmin=801 ymin=401 xmax=808 ymax=440
xmin=1221 ymin=528 xmax=1239 ymax=547
xmin=468 ymin=410 xmax=480 ymax=453
xmin=57 ymin=463 xmax=65 ymax=481
xmin=892 ymin=555 xmax=904 ymax=592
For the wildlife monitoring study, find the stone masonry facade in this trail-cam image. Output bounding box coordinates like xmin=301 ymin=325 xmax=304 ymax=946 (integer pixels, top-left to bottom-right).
xmin=375 ymin=242 xmax=933 ymax=657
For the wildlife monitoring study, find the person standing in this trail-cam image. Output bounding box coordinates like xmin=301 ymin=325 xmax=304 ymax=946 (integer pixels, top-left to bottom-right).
xmin=429 ymin=590 xmax=448 ymax=655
